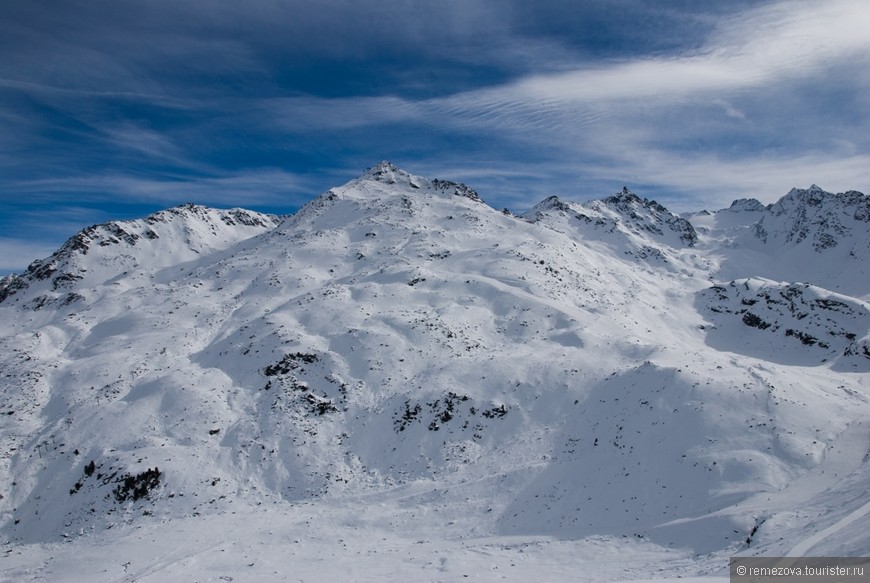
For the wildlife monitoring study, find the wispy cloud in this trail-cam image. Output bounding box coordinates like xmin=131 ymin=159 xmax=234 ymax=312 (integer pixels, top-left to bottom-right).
xmin=100 ymin=123 xmax=192 ymax=164
xmin=1 ymin=168 xmax=316 ymax=207
xmin=256 ymin=0 xmax=870 ymax=207
xmin=410 ymin=0 xmax=870 ymax=206
xmin=505 ymin=2 xmax=869 ymax=103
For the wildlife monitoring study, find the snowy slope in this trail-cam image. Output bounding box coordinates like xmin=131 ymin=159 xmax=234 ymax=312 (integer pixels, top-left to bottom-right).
xmin=1 ymin=163 xmax=868 ymax=581
xmin=699 ymin=278 xmax=870 ymax=368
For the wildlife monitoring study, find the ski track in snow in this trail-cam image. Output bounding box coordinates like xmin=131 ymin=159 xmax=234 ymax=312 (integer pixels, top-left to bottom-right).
xmin=789 ymin=498 xmax=870 ymax=557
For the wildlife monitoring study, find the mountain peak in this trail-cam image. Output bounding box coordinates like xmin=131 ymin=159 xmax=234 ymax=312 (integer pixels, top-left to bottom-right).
xmin=350 ymin=162 xmax=483 ymax=203
xmin=359 ymin=161 xmax=412 ymax=185
xmin=595 ymin=188 xmax=697 ymax=246
xmin=541 ymin=195 xmax=570 ymax=210
xmin=779 ymin=185 xmax=829 ymax=209
xmin=602 ymin=187 xmax=672 ymax=216
xmin=771 ymin=185 xmax=869 ymax=218
xmin=749 ymin=186 xmax=869 ymax=254
xmin=604 ymin=186 xmax=642 ymax=206
xmin=522 ymin=189 xmax=698 ymax=249
xmin=727 ymin=198 xmax=766 ymax=212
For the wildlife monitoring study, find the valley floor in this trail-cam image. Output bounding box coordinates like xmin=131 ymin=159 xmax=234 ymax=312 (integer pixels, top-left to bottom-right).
xmin=1 ymin=499 xmax=728 ymax=583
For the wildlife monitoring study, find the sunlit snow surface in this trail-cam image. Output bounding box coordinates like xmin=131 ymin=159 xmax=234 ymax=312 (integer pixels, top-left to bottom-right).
xmin=1 ymin=165 xmax=868 ymax=581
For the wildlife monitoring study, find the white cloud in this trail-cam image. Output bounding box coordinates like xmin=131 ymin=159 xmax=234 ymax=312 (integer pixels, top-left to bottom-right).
xmin=421 ymin=1 xmax=868 ymax=139
xmin=712 ymin=100 xmax=746 ymax=120
xmin=497 ymin=0 xmax=870 ymax=105
xmin=710 ymin=0 xmax=870 ymax=68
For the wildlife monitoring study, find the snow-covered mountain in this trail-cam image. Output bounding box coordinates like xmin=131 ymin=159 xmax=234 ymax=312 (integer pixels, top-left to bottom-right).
xmin=1 ymin=162 xmax=868 ymax=580
xmin=688 ymin=185 xmax=870 ymax=298
xmin=0 ymin=204 xmax=282 ymax=308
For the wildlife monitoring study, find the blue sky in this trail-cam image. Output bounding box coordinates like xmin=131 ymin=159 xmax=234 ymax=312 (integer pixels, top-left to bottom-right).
xmin=2 ymin=0 xmax=869 ymax=274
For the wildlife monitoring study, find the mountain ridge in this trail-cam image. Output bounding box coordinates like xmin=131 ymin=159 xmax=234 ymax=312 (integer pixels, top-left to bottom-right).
xmin=0 ymin=204 xmax=282 ymax=307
